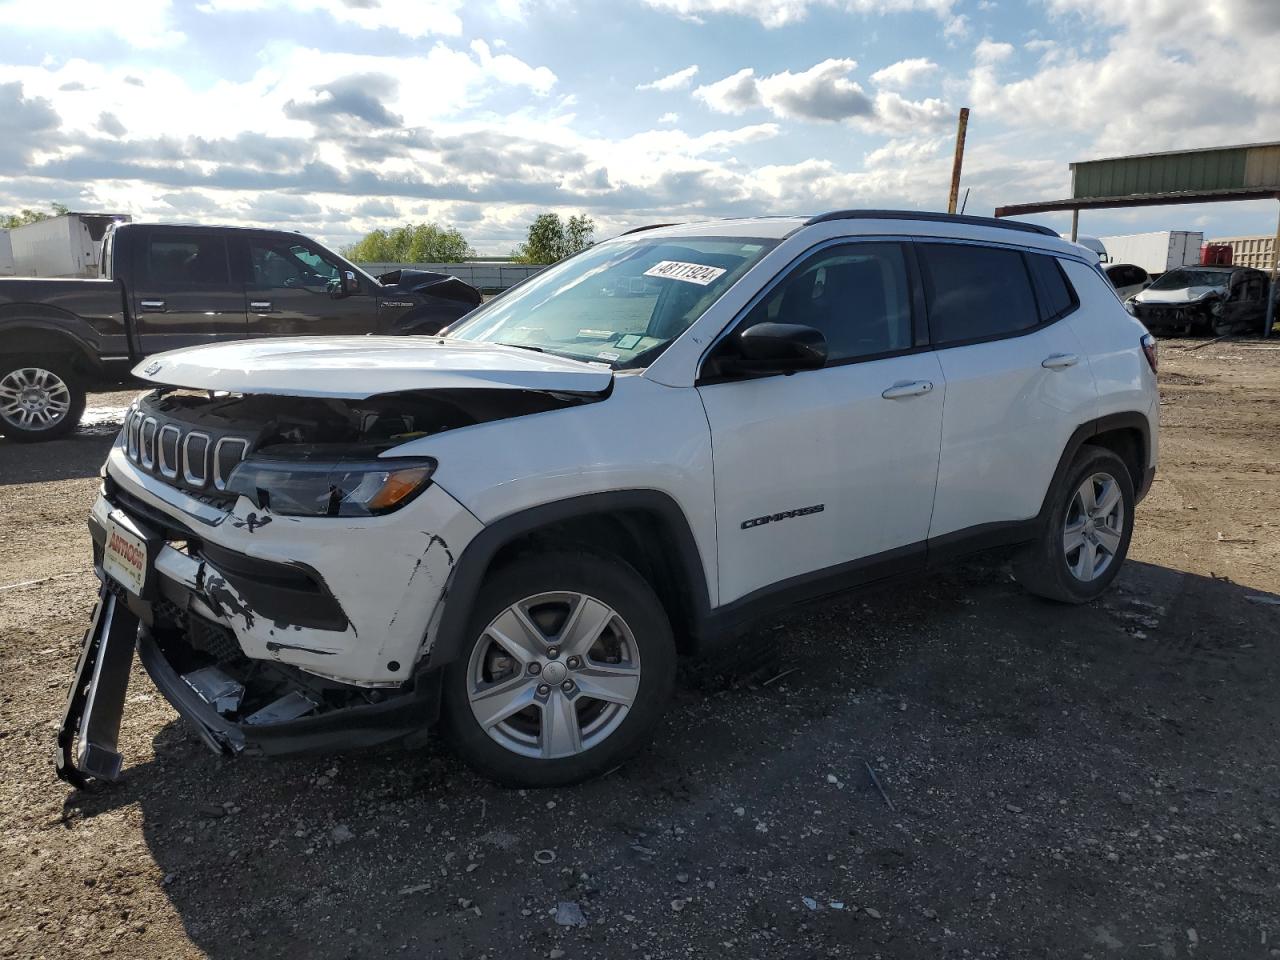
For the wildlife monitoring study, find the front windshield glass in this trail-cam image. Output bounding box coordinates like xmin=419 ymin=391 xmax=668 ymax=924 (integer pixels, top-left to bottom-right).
xmin=1148 ymin=268 xmax=1230 ymax=291
xmin=446 ymin=235 xmax=778 ymax=368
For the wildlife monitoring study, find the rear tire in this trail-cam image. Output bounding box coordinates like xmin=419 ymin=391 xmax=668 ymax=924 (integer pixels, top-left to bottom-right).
xmin=441 ymin=550 xmax=676 ymax=787
xmin=1013 ymin=445 xmax=1135 ymax=604
xmin=0 ymin=355 xmax=86 ymax=443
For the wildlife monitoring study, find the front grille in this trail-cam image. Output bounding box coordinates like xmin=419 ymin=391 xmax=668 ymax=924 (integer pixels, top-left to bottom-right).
xmin=123 ymin=401 xmax=255 ymax=495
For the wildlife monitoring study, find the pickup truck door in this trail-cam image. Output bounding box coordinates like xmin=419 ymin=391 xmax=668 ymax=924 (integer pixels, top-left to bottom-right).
xmin=129 ymin=229 xmax=248 ymax=354
xmin=242 ymin=235 xmax=380 ymax=337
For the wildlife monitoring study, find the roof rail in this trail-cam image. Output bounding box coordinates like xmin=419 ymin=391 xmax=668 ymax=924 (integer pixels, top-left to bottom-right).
xmin=804 ymin=209 xmax=1059 ymax=238
xmin=620 ymin=223 xmax=680 ymax=236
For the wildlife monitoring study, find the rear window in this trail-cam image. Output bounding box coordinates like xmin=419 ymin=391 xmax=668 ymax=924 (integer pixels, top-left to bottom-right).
xmin=917 ymin=243 xmax=1039 ymax=345
xmin=1026 ymin=253 xmax=1078 ymax=322
xmin=145 ymin=235 xmax=231 ymax=286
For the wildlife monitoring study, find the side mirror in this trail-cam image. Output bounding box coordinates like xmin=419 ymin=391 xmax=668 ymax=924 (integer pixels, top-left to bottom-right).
xmin=735 ymin=322 xmax=827 ymax=373
xmin=330 ymin=270 xmax=360 ymax=298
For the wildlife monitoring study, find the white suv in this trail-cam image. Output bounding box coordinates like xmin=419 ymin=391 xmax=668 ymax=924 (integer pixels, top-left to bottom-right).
xmin=57 ymin=211 xmax=1159 ymax=789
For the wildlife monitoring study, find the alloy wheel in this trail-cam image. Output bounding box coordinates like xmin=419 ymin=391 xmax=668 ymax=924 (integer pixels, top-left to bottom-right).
xmin=1062 ymin=472 xmax=1125 ymax=582
xmin=466 ymin=591 xmax=642 ymax=759
xmin=0 ymin=367 xmax=72 ymax=432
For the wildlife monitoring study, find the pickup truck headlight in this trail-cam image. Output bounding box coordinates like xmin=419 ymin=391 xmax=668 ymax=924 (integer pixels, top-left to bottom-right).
xmin=1124 ymin=298 xmax=1139 ymax=316
xmin=225 ymin=455 xmax=436 ymax=518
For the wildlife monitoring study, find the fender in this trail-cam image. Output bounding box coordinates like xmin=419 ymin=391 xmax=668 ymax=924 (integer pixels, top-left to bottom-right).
xmin=0 ymin=313 xmax=104 ymax=369
xmin=1040 ymin=411 xmax=1154 ymax=516
xmin=421 ymin=489 xmax=711 ymax=670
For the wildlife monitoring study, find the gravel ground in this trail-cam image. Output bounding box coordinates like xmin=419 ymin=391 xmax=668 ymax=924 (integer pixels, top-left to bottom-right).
xmin=2 ymin=341 xmax=1279 ymax=960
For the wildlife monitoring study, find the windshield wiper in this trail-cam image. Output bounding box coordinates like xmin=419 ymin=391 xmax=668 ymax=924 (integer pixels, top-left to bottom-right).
xmin=496 ymin=342 xmax=545 ymax=353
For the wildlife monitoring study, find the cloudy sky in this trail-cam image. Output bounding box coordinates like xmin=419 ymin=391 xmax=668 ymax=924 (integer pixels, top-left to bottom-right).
xmin=1 ymin=0 xmax=1278 ymax=254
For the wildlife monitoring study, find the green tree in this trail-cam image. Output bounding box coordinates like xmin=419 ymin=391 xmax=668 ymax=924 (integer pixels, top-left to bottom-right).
xmin=512 ymin=213 xmax=595 ymax=264
xmin=342 ymin=222 xmax=474 ymax=263
xmin=2 ymin=202 xmax=68 ymax=229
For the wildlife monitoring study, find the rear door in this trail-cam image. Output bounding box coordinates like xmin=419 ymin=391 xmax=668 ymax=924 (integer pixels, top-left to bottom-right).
xmin=129 ymin=228 xmax=247 ymax=355
xmin=919 ymin=242 xmax=1098 ymax=541
xmin=243 ymin=234 xmax=379 ymax=337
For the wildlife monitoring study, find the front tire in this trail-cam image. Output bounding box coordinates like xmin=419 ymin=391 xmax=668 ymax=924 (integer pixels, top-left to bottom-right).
xmin=441 ymin=551 xmax=676 ymax=787
xmin=0 ymin=355 xmax=86 ymax=442
xmin=1013 ymin=445 xmax=1135 ymax=604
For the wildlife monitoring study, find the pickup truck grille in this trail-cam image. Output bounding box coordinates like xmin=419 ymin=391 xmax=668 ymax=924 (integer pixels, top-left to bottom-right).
xmin=123 ymin=407 xmax=252 ymax=495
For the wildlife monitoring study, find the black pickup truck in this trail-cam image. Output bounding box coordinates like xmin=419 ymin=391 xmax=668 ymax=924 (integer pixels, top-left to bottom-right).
xmin=0 ymin=222 xmax=482 ymax=442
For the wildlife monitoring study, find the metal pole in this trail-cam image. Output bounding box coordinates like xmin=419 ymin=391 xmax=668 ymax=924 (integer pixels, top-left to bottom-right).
xmin=1070 ymin=209 xmax=1079 ymax=243
xmin=1265 ymin=198 xmax=1280 ymax=339
xmin=947 ymin=107 xmax=969 ymax=215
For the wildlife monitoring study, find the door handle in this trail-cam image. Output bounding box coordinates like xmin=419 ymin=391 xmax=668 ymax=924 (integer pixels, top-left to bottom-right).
xmin=881 ymin=380 xmax=934 ymax=400
xmin=139 ymin=300 xmax=166 ymax=312
xmin=250 ymin=301 xmax=274 ymax=313
xmin=1042 ymin=353 xmax=1079 ymax=370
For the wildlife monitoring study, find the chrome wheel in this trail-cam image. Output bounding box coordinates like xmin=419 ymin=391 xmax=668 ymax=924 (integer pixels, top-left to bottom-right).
xmin=0 ymin=366 xmax=72 ymax=431
xmin=466 ymin=591 xmax=642 ymax=760
xmin=1063 ymin=472 xmax=1125 ymax=582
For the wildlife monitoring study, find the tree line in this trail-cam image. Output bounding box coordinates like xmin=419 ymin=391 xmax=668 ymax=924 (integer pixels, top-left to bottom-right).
xmin=3 ymin=202 xmax=596 ymax=268
xmin=341 ymin=212 xmax=595 ymax=266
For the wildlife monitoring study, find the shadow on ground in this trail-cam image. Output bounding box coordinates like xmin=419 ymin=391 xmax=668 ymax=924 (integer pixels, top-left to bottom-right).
xmin=62 ymin=560 xmax=1280 ymax=959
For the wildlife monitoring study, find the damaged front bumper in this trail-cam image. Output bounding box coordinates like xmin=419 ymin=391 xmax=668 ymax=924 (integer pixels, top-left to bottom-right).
xmin=55 ymin=445 xmax=483 ymax=788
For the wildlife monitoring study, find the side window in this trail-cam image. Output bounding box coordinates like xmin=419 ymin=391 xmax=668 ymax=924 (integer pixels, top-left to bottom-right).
xmin=250 ymin=240 xmax=340 ymax=291
xmin=917 ymin=243 xmax=1039 ymax=345
xmin=741 ymin=242 xmax=912 ymax=363
xmin=146 ymin=235 xmax=231 ymax=286
xmin=1026 ymin=253 xmax=1079 ymax=322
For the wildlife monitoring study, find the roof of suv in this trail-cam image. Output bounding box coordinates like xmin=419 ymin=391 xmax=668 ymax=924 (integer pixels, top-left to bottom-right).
xmin=620 ymin=210 xmax=1079 ymax=255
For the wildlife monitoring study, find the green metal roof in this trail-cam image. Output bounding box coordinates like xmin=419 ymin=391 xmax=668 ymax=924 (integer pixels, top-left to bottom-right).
xmin=1071 ymin=141 xmax=1280 ymax=200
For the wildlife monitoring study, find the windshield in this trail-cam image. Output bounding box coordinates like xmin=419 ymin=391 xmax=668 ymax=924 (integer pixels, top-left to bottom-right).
xmin=445 ymin=235 xmax=778 ymax=367
xmin=1148 ymin=268 xmax=1230 ymax=291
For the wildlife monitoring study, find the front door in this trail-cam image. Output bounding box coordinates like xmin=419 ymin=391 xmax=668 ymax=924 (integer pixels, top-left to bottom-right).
xmin=243 ymin=235 xmax=379 ymax=338
xmin=130 ymin=229 xmax=247 ymax=355
xmin=698 ymin=241 xmax=945 ymax=606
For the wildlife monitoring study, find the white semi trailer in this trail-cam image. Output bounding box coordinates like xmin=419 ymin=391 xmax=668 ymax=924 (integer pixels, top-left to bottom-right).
xmin=0 ymin=231 xmax=14 ymax=276
xmin=8 ymin=212 xmax=131 ymax=277
xmin=1098 ymin=230 xmax=1204 ymax=276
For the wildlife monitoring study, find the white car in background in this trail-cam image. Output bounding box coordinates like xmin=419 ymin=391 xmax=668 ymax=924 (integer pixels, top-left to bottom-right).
xmin=1104 ymin=262 xmax=1152 ymax=301
xmin=58 ymin=210 xmax=1160 ymax=790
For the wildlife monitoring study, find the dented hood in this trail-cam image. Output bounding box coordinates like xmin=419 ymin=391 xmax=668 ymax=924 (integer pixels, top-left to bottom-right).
xmin=1133 ymin=284 xmax=1224 ymax=305
xmin=133 ymin=336 xmax=613 ymax=398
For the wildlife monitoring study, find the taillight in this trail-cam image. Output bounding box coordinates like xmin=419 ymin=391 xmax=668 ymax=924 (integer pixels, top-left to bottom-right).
xmin=1140 ymin=333 xmax=1158 ymax=373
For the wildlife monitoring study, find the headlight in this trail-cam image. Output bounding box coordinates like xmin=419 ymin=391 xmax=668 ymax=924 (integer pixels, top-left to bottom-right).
xmin=226 ymin=455 xmax=437 ymax=518
xmin=1124 ymin=298 xmax=1138 ymax=316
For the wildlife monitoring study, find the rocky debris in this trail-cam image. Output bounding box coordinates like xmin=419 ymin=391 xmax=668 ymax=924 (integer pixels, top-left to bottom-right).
xmin=554 ymin=902 xmax=586 ymax=928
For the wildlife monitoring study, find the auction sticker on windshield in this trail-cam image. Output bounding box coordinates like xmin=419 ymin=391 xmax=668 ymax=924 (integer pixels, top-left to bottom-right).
xmin=643 ymin=260 xmax=727 ymax=286
xmin=103 ymin=515 xmax=148 ymax=596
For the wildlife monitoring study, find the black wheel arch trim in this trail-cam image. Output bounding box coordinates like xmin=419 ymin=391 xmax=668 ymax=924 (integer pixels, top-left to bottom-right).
xmin=1041 ymin=411 xmax=1154 ymax=516
xmin=421 ymin=489 xmax=713 ymax=671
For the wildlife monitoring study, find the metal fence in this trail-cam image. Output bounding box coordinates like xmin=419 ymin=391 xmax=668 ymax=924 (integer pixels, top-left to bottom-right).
xmin=356 ymin=261 xmax=544 ymax=293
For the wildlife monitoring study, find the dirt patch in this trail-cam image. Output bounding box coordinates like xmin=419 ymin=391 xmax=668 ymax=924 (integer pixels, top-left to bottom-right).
xmin=2 ymin=347 xmax=1279 ymax=959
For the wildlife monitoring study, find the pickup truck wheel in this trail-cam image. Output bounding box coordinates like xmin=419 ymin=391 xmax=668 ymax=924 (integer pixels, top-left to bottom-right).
xmin=0 ymin=356 xmax=86 ymax=443
xmin=1013 ymin=445 xmax=1135 ymax=604
xmin=441 ymin=551 xmax=676 ymax=787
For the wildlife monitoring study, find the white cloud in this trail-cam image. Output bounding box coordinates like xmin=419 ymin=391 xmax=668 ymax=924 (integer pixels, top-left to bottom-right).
xmin=695 ymin=58 xmax=950 ymax=131
xmin=0 ymin=0 xmax=184 ymax=48
xmin=658 ymin=112 xmax=680 ymax=123
xmin=697 ymin=60 xmax=874 ymax=121
xmin=641 ymin=0 xmax=956 ymax=29
xmin=637 ymin=65 xmax=700 ymax=91
xmin=869 ymin=57 xmax=938 ymax=89
xmin=974 ymin=39 xmax=1014 ymax=63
